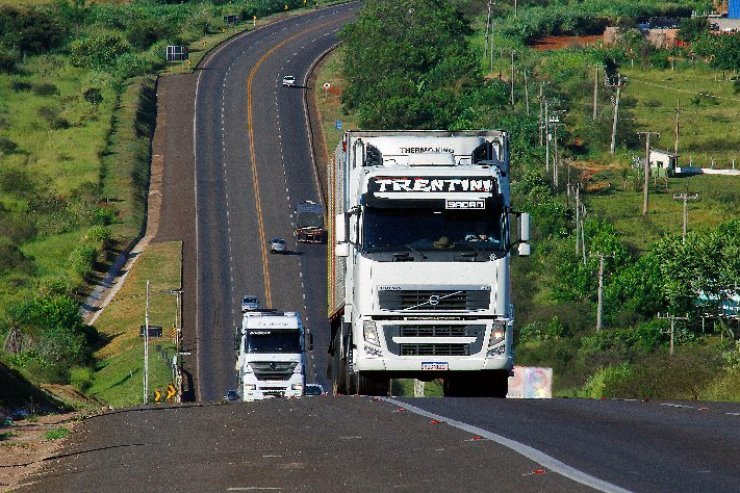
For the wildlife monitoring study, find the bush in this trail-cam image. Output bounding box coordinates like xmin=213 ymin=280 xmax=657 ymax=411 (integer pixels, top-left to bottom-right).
xmin=11 ymin=80 xmax=32 ymax=91
xmin=38 ymin=106 xmax=70 ymax=130
xmin=69 ymin=244 xmax=98 ymax=276
xmin=0 ymin=237 xmax=32 ymax=276
xmin=0 ymin=136 xmax=18 ymax=154
xmin=580 ymin=363 xmax=632 ymax=398
xmin=83 ymin=87 xmax=103 ymax=105
xmin=0 ymin=166 xmax=36 ymax=196
xmin=0 ymin=42 xmax=19 ymax=72
xmin=32 ymin=82 xmax=59 ymax=96
xmin=69 ymin=31 xmax=131 ymax=69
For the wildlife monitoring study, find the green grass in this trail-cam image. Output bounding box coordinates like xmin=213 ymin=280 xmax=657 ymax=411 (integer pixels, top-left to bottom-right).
xmin=43 ymin=427 xmax=70 ymax=440
xmin=586 ymin=172 xmax=739 ymax=251
xmin=622 ymin=64 xmax=739 ymax=168
xmin=314 ymin=46 xmax=358 ymax=151
xmin=88 ymin=241 xmax=182 ymax=408
xmin=1 ymin=57 xmax=117 ymax=195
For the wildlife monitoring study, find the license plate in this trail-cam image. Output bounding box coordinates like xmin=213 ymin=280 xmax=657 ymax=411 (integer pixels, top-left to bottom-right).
xmin=421 ymin=362 xmax=448 ymax=371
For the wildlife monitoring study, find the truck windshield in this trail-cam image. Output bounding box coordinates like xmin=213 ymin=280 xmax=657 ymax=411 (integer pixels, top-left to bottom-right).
xmin=245 ymin=331 xmax=301 ymax=353
xmin=362 ymin=206 xmax=506 ymax=256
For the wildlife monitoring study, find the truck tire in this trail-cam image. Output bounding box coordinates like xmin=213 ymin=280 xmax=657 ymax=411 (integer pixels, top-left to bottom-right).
xmin=331 ymin=329 xmax=347 ymax=395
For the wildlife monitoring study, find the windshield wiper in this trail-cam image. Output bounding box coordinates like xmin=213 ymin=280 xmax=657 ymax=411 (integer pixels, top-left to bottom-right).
xmin=403 ymin=244 xmax=428 ymax=259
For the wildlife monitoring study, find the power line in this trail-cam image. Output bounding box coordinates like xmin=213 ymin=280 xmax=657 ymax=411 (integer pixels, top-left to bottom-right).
xmin=657 ymin=313 xmax=689 ymax=356
xmin=673 ymin=190 xmax=699 ymax=241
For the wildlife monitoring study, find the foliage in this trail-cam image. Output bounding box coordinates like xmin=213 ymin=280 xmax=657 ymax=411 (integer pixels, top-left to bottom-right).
xmin=340 ymin=0 xmax=479 ymax=129
xmin=44 ymin=427 xmax=70 ymax=440
xmin=677 ymin=16 xmax=708 ymax=42
xmin=0 ymin=5 xmax=66 ymax=55
xmin=692 ymin=33 xmax=740 ymax=71
xmin=69 ymin=30 xmax=131 ymax=69
xmin=654 ymin=220 xmax=740 ymax=318
xmin=5 ymin=295 xmax=93 ymax=384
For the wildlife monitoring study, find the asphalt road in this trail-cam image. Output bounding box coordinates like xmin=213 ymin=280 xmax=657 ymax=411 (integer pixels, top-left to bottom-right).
xmin=192 ymin=3 xmax=357 ymax=401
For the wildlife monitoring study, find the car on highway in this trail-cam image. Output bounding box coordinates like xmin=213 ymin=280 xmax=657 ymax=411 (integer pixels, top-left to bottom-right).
xmin=282 ymin=75 xmax=296 ymax=87
xmin=304 ymin=384 xmax=325 ymax=396
xmin=269 ymin=237 xmax=287 ymax=254
xmin=240 ymin=295 xmax=261 ymax=312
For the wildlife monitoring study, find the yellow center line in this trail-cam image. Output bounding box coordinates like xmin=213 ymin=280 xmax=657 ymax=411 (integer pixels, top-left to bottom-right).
xmin=246 ymin=14 xmax=352 ymax=308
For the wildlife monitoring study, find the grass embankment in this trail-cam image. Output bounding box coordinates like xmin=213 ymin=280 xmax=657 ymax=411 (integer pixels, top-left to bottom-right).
xmin=88 ymin=241 xmax=181 ymax=408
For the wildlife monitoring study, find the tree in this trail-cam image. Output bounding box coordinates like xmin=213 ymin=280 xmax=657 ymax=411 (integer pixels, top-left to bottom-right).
xmin=340 ymin=0 xmax=479 ymax=129
xmin=677 ymin=17 xmax=708 ymax=43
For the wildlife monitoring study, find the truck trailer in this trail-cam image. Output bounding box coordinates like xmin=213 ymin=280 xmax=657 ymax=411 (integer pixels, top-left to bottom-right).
xmin=327 ymin=130 xmax=530 ymax=397
xmin=234 ymin=309 xmax=310 ymax=400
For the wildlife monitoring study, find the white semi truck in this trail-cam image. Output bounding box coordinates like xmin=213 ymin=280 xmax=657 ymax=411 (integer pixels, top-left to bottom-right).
xmin=234 ymin=309 xmax=310 ymax=400
xmin=328 ymin=130 xmax=530 ymax=397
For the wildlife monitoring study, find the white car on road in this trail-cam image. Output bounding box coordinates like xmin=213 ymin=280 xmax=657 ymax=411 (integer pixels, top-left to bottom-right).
xmin=282 ymin=75 xmax=296 ymax=87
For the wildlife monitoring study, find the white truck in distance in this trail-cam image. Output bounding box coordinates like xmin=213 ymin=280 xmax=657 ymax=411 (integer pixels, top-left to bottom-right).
xmin=234 ymin=310 xmax=310 ymax=400
xmin=328 ymin=130 xmax=530 ymax=397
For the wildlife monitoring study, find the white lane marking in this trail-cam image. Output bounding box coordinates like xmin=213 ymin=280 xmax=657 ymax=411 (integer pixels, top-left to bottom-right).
xmin=193 ymin=63 xmax=203 ymax=403
xmin=382 ymin=398 xmax=633 ymax=493
xmin=227 ymin=488 xmax=282 ymax=491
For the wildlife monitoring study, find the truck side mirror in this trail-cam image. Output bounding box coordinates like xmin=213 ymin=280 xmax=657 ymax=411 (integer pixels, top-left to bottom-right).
xmin=336 ymin=243 xmax=350 ymax=257
xmin=518 ymin=212 xmax=531 ymax=257
xmin=234 ymin=333 xmax=241 ymax=351
xmin=335 ymin=213 xmax=347 ymax=243
xmin=520 ymin=212 xmax=530 ymax=242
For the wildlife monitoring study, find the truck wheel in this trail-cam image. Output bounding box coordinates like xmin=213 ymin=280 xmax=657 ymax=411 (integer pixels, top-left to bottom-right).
xmin=331 ymin=330 xmax=347 ymax=394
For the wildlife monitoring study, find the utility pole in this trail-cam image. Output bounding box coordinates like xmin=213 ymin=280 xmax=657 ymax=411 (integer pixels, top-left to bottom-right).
xmin=658 ymin=313 xmax=689 ymax=356
xmin=510 ymin=50 xmax=515 ymax=106
xmin=609 ymin=79 xmax=623 ymax=155
xmin=592 ymin=253 xmax=614 ymax=331
xmin=538 ymin=83 xmax=544 ymax=146
xmin=169 ymin=288 xmax=183 ymax=403
xmin=673 ymin=191 xmax=699 ymax=241
xmin=674 ymin=99 xmax=681 ymax=157
xmin=575 ymin=185 xmax=581 ymax=256
xmin=552 ymin=121 xmax=565 ymax=189
xmin=524 ymin=70 xmax=530 ymax=115
xmin=637 ymin=131 xmax=660 ymax=216
xmin=483 ymin=0 xmax=492 ymax=59
xmin=144 ymin=280 xmax=150 ymax=404
xmin=592 ymin=66 xmax=599 ymax=120
xmin=544 ymin=99 xmax=550 ymax=172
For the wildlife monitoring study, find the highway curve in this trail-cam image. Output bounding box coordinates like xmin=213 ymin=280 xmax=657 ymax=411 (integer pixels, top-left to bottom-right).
xmin=192 ymin=3 xmax=356 ymax=401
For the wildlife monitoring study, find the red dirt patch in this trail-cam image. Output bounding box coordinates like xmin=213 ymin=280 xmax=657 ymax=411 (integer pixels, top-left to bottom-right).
xmin=530 ymin=34 xmax=603 ymax=51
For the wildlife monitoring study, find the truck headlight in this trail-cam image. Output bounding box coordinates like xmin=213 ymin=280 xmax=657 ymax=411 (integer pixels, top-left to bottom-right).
xmin=363 ymin=320 xmax=380 ymax=347
xmin=291 ymin=384 xmax=303 ymax=391
xmin=487 ymin=320 xmax=507 ymax=356
xmin=244 ymin=384 xmax=256 ymax=391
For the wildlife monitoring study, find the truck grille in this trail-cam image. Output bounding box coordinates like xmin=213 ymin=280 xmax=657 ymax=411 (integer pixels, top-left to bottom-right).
xmin=400 ymin=325 xmax=468 ymax=337
xmin=378 ymin=290 xmax=489 ymax=311
xmin=382 ymin=324 xmax=485 ymax=356
xmin=400 ymin=344 xmax=469 ymax=356
xmin=251 ymin=361 xmax=298 ymax=381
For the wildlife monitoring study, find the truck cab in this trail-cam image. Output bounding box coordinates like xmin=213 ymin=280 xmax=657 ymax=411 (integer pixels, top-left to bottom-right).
xmin=234 ymin=310 xmax=309 ymax=400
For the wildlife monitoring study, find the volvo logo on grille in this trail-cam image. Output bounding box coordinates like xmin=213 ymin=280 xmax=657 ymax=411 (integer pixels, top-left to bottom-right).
xmin=428 ymin=295 xmax=440 ymax=306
